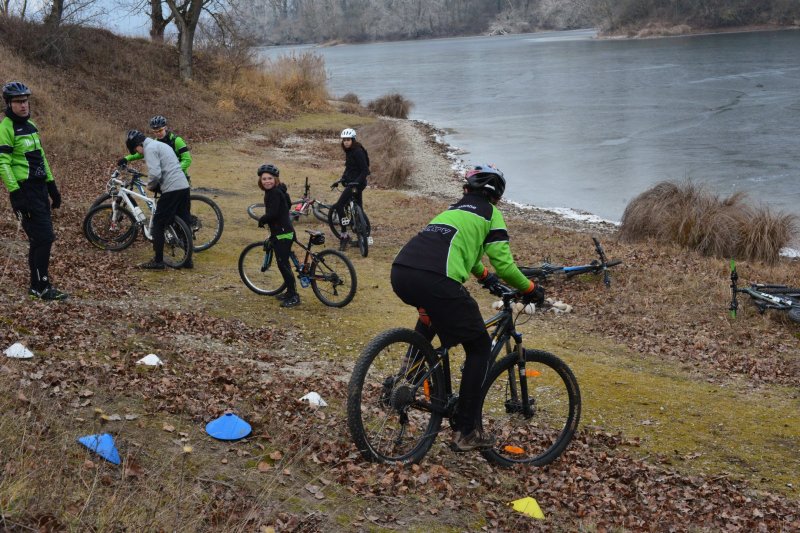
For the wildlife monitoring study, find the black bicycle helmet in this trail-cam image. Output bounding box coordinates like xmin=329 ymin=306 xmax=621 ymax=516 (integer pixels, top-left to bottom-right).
xmin=126 ymin=129 xmax=147 ymax=154
xmin=2 ymin=81 xmax=31 ymax=103
xmin=149 ymin=115 xmax=167 ymax=129
xmin=257 ymin=163 xmax=280 ymax=177
xmin=465 ymin=164 xmax=506 ymax=199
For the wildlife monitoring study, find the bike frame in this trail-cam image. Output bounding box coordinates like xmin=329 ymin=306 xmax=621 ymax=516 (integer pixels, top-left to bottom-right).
xmin=729 ymin=260 xmax=800 ymax=318
xmin=108 ymin=173 xmax=157 ymax=240
xmin=411 ymin=288 xmax=532 ymax=419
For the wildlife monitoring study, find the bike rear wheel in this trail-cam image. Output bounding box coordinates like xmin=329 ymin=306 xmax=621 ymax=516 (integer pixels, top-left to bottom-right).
xmin=83 ymin=204 xmax=138 ymax=251
xmin=161 ymin=216 xmax=193 ymax=268
xmin=347 ymin=328 xmax=445 ymax=464
xmin=309 ymin=249 xmax=357 ymax=307
xmin=313 ymin=201 xmax=331 ymax=223
xmin=189 ymin=194 xmax=224 ymax=252
xmin=480 ymin=349 xmax=581 ymax=467
xmin=352 ymin=204 xmax=369 ymax=257
xmin=238 ymin=241 xmax=286 ymax=296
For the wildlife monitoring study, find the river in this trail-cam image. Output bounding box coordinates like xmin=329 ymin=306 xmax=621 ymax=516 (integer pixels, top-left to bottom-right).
xmin=259 ymin=29 xmax=800 ymax=223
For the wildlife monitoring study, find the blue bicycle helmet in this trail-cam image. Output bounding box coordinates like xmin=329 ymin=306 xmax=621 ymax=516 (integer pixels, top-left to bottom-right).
xmin=465 ymin=164 xmax=506 ymax=199
xmin=2 ymin=81 xmax=31 ymax=103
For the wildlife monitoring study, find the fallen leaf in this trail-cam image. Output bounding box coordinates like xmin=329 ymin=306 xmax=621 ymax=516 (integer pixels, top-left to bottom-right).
xmin=163 ymin=424 xmax=175 ymax=433
xmin=257 ymin=461 xmax=271 ymax=472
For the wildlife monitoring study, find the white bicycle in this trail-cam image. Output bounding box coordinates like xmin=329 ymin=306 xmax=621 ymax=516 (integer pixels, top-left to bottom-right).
xmin=82 ymin=168 xmax=193 ymax=268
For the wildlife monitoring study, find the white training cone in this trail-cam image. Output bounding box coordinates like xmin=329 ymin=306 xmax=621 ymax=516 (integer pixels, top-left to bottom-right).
xmin=5 ymin=342 xmax=33 ymax=359
xmin=491 ymin=301 xmax=503 ymax=310
xmin=523 ymin=303 xmax=536 ymax=315
xmin=136 ymin=354 xmax=163 ymax=366
xmin=299 ymin=392 xmax=328 ymax=407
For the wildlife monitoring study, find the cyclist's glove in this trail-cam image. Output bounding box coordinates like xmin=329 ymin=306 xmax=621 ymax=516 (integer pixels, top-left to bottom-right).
xmin=117 ymin=158 xmax=127 ymax=167
xmin=522 ymin=285 xmax=545 ymax=307
xmin=479 ymin=273 xmax=499 ymax=289
xmin=258 ymin=214 xmax=268 ymax=228
xmin=47 ymin=181 xmax=61 ymax=209
xmin=330 ymin=180 xmax=341 ymax=189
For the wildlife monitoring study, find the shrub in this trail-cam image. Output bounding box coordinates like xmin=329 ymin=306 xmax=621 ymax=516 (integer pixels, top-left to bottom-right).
xmin=619 ymin=180 xmax=796 ymax=263
xmin=358 ymin=121 xmax=412 ymax=189
xmin=367 ymin=93 xmax=414 ymax=119
xmin=340 ymin=92 xmax=360 ymax=105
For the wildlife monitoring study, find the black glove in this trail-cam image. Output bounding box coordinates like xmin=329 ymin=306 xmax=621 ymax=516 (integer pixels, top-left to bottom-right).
xmin=47 ymin=181 xmax=61 ymax=209
xmin=522 ymin=285 xmax=545 ymax=307
xmin=117 ymin=158 xmax=128 ymax=167
xmin=330 ymin=180 xmax=341 ymax=189
xmin=258 ymin=214 xmax=268 ymax=228
xmin=9 ymin=189 xmax=29 ymax=218
xmin=479 ymin=273 xmax=499 ymax=289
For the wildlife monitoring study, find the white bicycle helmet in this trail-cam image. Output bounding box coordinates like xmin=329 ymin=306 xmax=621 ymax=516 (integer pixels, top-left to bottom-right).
xmin=340 ymin=128 xmax=357 ymax=139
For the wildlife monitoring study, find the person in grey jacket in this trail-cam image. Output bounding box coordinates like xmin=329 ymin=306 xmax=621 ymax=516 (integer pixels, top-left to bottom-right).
xmin=124 ymin=130 xmax=192 ymax=270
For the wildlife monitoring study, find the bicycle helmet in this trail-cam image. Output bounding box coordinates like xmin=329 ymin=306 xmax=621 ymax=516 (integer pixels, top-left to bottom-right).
xmin=465 ymin=164 xmax=506 ymax=199
xmin=126 ymin=129 xmax=147 ymax=154
xmin=2 ymin=81 xmax=31 ymax=103
xmin=258 ymin=163 xmax=280 ymax=177
xmin=340 ymin=128 xmax=356 ymax=139
xmin=149 ymin=115 xmax=167 ymax=129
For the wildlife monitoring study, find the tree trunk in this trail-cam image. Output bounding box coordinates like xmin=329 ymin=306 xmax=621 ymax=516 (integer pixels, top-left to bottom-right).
xmin=44 ymin=0 xmax=64 ymax=25
xmin=149 ymin=0 xmax=169 ymax=42
xmin=165 ymin=0 xmax=205 ymax=81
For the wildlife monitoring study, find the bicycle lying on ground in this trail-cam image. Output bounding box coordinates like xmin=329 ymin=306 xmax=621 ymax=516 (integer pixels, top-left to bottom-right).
xmin=238 ymin=229 xmax=358 ymax=308
xmin=521 ymin=237 xmax=622 ymax=288
xmin=347 ymin=278 xmax=581 ymax=466
xmin=82 ymin=168 xmax=193 ymax=268
xmin=89 ymin=166 xmax=224 ymax=252
xmin=729 ymin=260 xmax=800 ymax=323
xmin=247 ymin=176 xmax=333 ymax=224
xmin=328 ymin=181 xmax=372 ymax=258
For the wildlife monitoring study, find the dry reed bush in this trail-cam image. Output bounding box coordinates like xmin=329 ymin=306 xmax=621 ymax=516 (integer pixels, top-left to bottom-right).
xmin=367 ymin=93 xmax=414 ymax=119
xmin=359 ymin=120 xmax=412 ymax=188
xmin=263 ymin=52 xmax=330 ymax=111
xmin=340 ymin=92 xmax=361 ymax=105
xmin=620 ymin=180 xmax=796 ymax=263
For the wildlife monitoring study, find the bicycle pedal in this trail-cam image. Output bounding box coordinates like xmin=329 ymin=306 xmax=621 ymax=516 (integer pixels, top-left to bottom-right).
xmin=367 ymin=237 xmax=374 ymax=245
xmin=341 ymin=217 xmax=350 ymax=226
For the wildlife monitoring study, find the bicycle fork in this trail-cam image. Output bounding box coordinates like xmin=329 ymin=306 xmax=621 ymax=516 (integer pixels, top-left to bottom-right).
xmin=507 ymin=334 xmax=535 ymax=419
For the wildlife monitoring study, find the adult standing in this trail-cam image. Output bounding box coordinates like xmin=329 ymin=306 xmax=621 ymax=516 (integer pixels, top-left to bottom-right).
xmin=125 ymin=130 xmax=192 ymax=270
xmin=0 ymin=81 xmax=67 ymax=300
xmin=332 ymin=128 xmax=369 ymax=250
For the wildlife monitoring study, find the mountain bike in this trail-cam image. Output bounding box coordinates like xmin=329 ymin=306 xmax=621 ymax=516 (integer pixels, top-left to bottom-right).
xmin=247 ymin=177 xmax=332 ymax=224
xmin=82 ymin=168 xmax=192 ymax=268
xmin=90 ymin=166 xmax=224 ymax=252
xmin=238 ymin=229 xmax=358 ymax=308
xmin=729 ymin=260 xmax=800 ymax=323
xmin=328 ymin=181 xmax=372 ymax=257
xmin=521 ymin=237 xmax=622 ymax=288
xmin=347 ymin=279 xmax=581 ymax=466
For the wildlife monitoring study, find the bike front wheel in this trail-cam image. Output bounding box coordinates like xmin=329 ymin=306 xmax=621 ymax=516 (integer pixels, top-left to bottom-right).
xmin=480 ymin=349 xmax=581 ymax=467
xmin=347 ymin=328 xmax=446 ymax=464
xmin=161 ymin=216 xmax=193 ymax=268
xmin=312 ymin=201 xmax=330 ymax=223
xmin=238 ymin=241 xmax=286 ymax=296
xmin=190 ymin=194 xmax=224 ymax=252
xmin=83 ymin=204 xmax=138 ymax=251
xmin=309 ymin=249 xmax=357 ymax=307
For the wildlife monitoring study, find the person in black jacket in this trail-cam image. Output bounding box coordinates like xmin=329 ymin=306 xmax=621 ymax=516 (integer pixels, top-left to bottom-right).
xmin=256 ymin=164 xmax=299 ymax=308
xmin=332 ymin=128 xmax=369 ymax=250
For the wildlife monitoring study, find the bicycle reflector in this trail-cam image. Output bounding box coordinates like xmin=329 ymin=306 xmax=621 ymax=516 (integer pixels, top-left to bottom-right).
xmin=503 ymin=445 xmax=525 ymax=455
xmin=525 ymin=370 xmax=541 ymax=377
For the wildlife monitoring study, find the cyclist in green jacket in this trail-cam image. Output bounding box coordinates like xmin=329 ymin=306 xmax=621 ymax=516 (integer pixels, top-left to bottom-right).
xmin=391 ymin=164 xmax=544 ymax=452
xmin=0 ymin=81 xmax=67 ymax=300
xmin=118 ymin=115 xmax=192 ymax=178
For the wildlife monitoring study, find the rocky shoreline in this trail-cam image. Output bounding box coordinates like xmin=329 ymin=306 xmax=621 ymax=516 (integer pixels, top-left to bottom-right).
xmin=394 ymin=117 xmax=620 ymax=235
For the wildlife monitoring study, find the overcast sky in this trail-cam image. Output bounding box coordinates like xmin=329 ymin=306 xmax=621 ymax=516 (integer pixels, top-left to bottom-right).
xmin=89 ymin=1 xmax=151 ymax=37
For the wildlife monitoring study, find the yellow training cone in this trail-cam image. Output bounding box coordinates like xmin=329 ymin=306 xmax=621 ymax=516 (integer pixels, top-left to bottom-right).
xmin=510 ymin=496 xmax=545 ymax=519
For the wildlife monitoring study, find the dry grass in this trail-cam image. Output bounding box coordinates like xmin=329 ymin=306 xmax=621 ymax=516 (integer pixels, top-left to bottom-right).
xmin=358 ymin=121 xmax=413 ymax=188
xmin=339 ymin=93 xmax=360 ymax=105
xmin=619 ymin=181 xmax=797 ymax=263
xmin=366 ymin=93 xmax=414 ymax=119
xmin=260 ymin=53 xmax=330 ymax=112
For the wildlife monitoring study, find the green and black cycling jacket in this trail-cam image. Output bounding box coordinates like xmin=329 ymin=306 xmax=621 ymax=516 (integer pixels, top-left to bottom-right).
xmin=0 ymin=116 xmax=54 ymax=192
xmin=126 ymin=131 xmax=192 ymax=173
xmin=393 ymin=192 xmax=533 ymax=292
